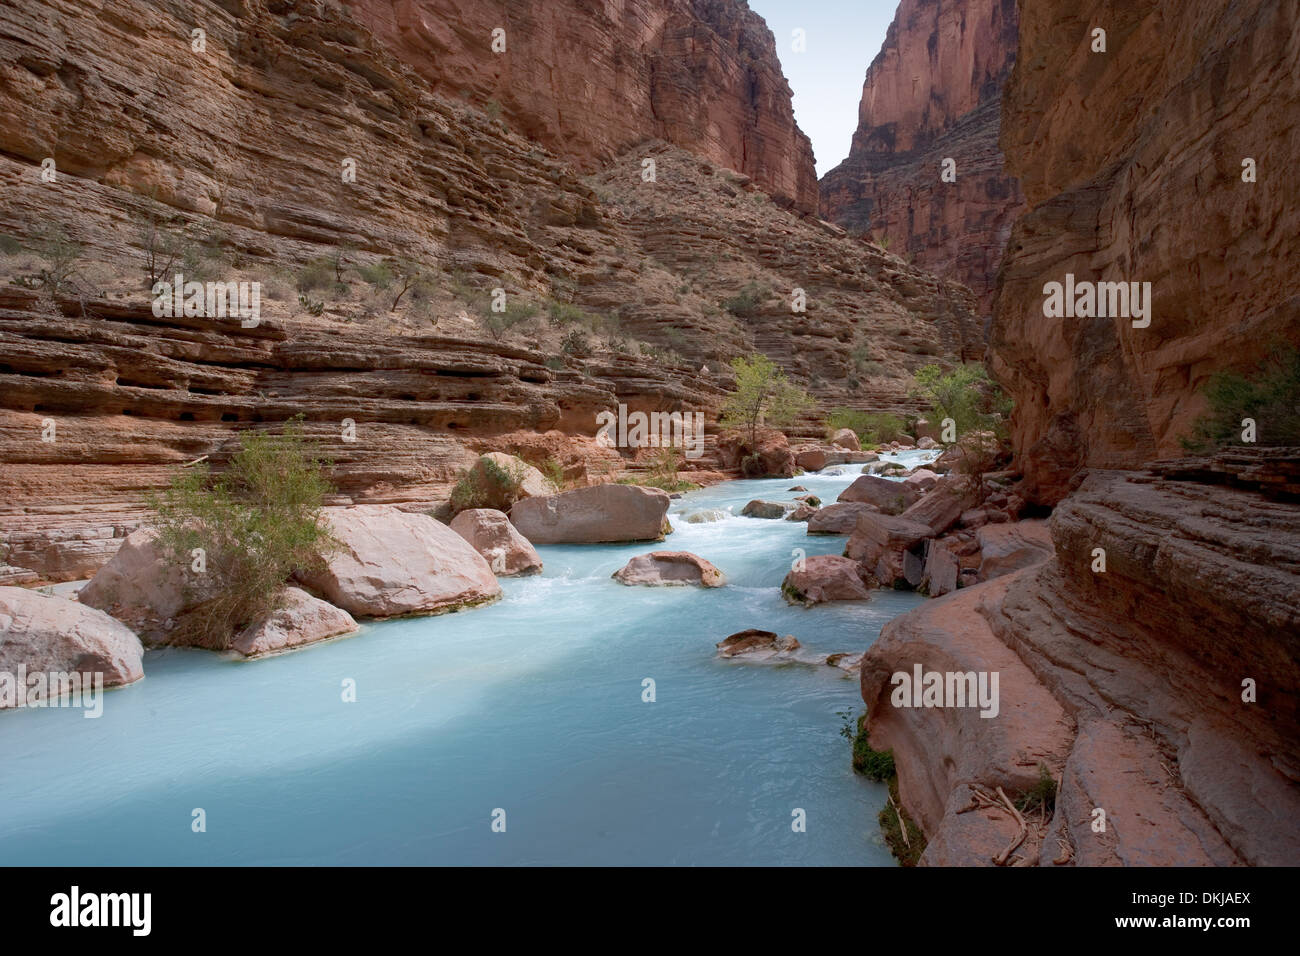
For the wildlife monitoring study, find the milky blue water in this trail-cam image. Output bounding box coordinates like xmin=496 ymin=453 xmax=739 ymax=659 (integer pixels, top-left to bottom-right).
xmin=0 ymin=452 xmax=935 ymax=866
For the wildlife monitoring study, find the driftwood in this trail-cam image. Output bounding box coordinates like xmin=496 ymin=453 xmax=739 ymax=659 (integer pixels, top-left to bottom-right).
xmin=991 ymin=786 xmax=1028 ymax=866
xmin=887 ymin=792 xmax=910 ymax=849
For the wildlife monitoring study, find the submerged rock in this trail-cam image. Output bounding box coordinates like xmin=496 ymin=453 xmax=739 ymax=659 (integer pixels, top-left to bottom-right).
xmin=716 ymin=629 xmax=801 ymax=660
xmin=741 ymin=499 xmax=797 ymax=519
xmin=682 ymin=508 xmax=729 ymax=524
xmin=0 ymin=586 xmax=144 ymax=699
xmin=612 ymin=551 xmax=725 ymax=587
xmin=231 ymin=587 xmax=358 ymax=659
xmin=449 ymin=508 xmax=543 ymax=576
xmin=510 ymin=484 xmax=671 ymax=543
xmin=301 ymin=505 xmax=501 ymax=618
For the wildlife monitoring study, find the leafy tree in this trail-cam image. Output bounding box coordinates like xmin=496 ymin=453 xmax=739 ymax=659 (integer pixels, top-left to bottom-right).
xmin=719 ymin=353 xmax=815 ymax=447
xmin=148 ymin=418 xmax=336 ymax=649
xmin=910 ymin=363 xmax=1011 ymax=439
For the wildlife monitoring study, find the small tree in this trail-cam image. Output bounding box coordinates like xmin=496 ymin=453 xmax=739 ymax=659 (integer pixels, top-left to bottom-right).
xmin=719 ymin=353 xmax=815 ymax=448
xmin=1181 ymin=345 xmax=1300 ymax=452
xmin=148 ymin=418 xmax=336 ymax=649
xmin=11 ymin=223 xmax=83 ymax=294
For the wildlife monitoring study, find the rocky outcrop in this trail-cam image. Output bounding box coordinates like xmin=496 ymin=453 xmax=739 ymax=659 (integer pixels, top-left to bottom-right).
xmin=716 ymin=629 xmax=801 ymax=661
xmin=230 ymin=587 xmax=359 ymax=659
xmin=351 ymin=0 xmax=818 ymax=212
xmin=781 ymin=555 xmax=871 ymax=606
xmin=449 ymin=508 xmax=543 ymax=577
xmin=860 ymin=471 xmax=1300 ymax=865
xmin=990 ymin=0 xmax=1300 ymax=505
xmin=301 ymin=505 xmax=501 ymax=618
xmin=740 ymin=499 xmax=796 ymax=519
xmin=0 ymin=586 xmax=145 ymax=697
xmin=509 ymin=484 xmax=670 ymax=544
xmin=973 ymin=519 xmax=1051 ymax=582
xmin=819 ymin=0 xmax=1024 ymax=318
xmin=612 ymin=551 xmax=725 ymax=587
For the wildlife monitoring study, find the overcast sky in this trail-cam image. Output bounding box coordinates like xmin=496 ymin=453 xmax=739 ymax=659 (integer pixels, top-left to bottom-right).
xmin=746 ymin=0 xmax=897 ymax=177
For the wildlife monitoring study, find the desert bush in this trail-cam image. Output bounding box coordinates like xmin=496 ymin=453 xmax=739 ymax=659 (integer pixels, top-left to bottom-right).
xmin=561 ymin=327 xmax=591 ymax=357
xmin=148 ymin=418 xmax=336 ymax=649
xmin=449 ymin=456 xmax=529 ymax=515
xmin=723 ymin=280 xmax=767 ymax=318
xmin=9 ymin=223 xmax=83 ymax=294
xmin=480 ymin=300 xmax=538 ymax=340
xmin=826 ymin=409 xmax=906 ymax=445
xmin=1181 ymin=345 xmax=1300 ymax=451
xmin=296 ymin=257 xmax=335 ymax=294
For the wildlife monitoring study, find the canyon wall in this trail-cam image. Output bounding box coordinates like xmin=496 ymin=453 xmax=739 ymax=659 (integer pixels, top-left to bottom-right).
xmin=991 ymin=0 xmax=1300 ymax=505
xmin=859 ymin=0 xmax=1300 ymax=866
xmin=0 ymin=0 xmax=979 ymax=582
xmin=351 ymin=0 xmax=818 ymax=213
xmin=819 ymin=0 xmax=1023 ymax=314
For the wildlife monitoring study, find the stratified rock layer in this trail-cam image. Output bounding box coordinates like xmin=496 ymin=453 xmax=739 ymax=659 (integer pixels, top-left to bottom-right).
xmin=861 ymin=472 xmax=1300 ymax=865
xmin=820 ymin=0 xmax=1024 ymax=317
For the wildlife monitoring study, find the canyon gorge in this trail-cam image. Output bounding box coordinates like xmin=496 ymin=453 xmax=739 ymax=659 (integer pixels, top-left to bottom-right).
xmin=0 ymin=0 xmax=1297 ymax=869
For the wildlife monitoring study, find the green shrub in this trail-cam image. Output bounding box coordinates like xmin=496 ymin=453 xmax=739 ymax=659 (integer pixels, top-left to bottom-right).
xmin=1181 ymin=345 xmax=1300 ymax=451
xmin=561 ymin=327 xmax=591 ymax=357
xmin=719 ymin=353 xmax=814 ymax=447
xmin=1016 ymin=764 xmax=1059 ymax=816
xmin=296 ymin=257 xmax=335 ymax=294
xmin=449 ymin=456 xmax=530 ymax=515
xmin=910 ymin=363 xmax=1011 ymax=438
xmin=723 ymin=280 xmax=767 ymax=318
xmin=147 ymin=418 xmax=336 ymax=650
xmin=479 ymin=300 xmax=537 ymax=341
xmin=826 ymin=408 xmax=906 ymax=445
xmin=849 ymin=714 xmax=896 ymax=780
xmin=546 ymin=300 xmax=586 ymax=327
xmin=357 ymin=261 xmax=394 ymax=291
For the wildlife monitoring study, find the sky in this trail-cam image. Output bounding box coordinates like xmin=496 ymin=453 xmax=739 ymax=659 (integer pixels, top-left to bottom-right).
xmin=746 ymin=0 xmax=898 ymax=177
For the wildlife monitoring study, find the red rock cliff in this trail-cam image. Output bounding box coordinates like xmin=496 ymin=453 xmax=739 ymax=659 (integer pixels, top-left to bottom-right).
xmin=991 ymin=0 xmax=1300 ymax=505
xmin=819 ymin=0 xmax=1023 ymax=314
xmin=352 ymin=0 xmax=818 ymax=213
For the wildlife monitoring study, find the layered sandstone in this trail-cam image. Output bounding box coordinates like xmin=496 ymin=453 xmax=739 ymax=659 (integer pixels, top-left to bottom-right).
xmin=861 ymin=471 xmax=1300 ymax=865
xmin=351 ymin=0 xmax=818 ymax=212
xmin=819 ymin=0 xmax=1023 ymax=317
xmin=990 ymin=0 xmax=1300 ymax=505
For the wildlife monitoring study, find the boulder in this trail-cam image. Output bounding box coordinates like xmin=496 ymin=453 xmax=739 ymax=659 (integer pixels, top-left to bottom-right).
xmin=899 ymin=475 xmax=981 ymax=536
xmin=782 ymin=555 xmax=872 ymax=606
xmin=463 ymin=452 xmax=555 ymax=510
xmin=741 ymin=499 xmax=797 ymax=519
xmin=903 ymin=468 xmax=939 ymax=492
xmin=612 ymin=551 xmax=725 ymax=587
xmin=845 ymin=512 xmax=933 ymax=588
xmin=867 ymin=460 xmax=908 ymax=476
xmin=913 ymin=419 xmax=940 ymax=441
xmin=975 ymin=520 xmax=1053 ymax=582
xmin=682 ymin=509 xmax=728 ymax=524
xmin=718 ymin=429 xmax=795 ymax=478
xmin=837 ymin=474 xmax=920 ymax=514
xmin=917 ymin=436 xmax=940 ymax=450
xmin=716 ymin=629 xmax=801 ymax=660
xmin=830 ymin=428 xmax=861 ymax=451
xmin=300 ymin=505 xmax=501 ymax=618
xmin=79 ymin=528 xmax=215 ymax=642
xmin=0 ymin=586 xmax=144 ymax=699
xmin=230 ymin=587 xmax=359 ymax=658
xmin=449 ymin=508 xmax=543 ymax=576
xmin=825 ymin=652 xmax=864 ymax=672
xmin=794 ymin=448 xmax=827 ymax=472
xmin=807 ymin=501 xmax=880 ymax=535
xmin=785 ymin=504 xmax=818 ymax=522
xmin=509 ymin=484 xmax=671 ymax=543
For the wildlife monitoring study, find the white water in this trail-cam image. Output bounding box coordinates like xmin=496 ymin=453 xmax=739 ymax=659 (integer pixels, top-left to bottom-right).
xmin=0 ymin=451 xmax=936 ymax=865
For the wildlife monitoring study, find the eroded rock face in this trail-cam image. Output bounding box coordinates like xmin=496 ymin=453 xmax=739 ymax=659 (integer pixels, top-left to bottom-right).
xmin=612 ymin=551 xmax=725 ymax=587
xmin=301 ymin=505 xmax=501 ymax=618
xmin=509 ymin=484 xmax=670 ymax=544
xmin=974 ymin=519 xmax=1052 ymax=582
xmin=449 ymin=509 xmax=543 ymax=577
xmin=351 ymin=0 xmax=818 ymax=212
xmin=990 ymin=0 xmax=1300 ymax=505
xmin=230 ymin=587 xmax=359 ymax=659
xmin=860 ymin=472 xmax=1300 ymax=865
xmin=819 ymin=0 xmax=1024 ymax=319
xmin=0 ymin=586 xmax=145 ymax=697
